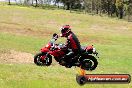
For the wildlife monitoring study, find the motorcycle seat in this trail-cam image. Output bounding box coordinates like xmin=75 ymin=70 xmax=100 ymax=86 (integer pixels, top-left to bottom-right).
xmin=80 ymin=46 xmax=86 ymax=53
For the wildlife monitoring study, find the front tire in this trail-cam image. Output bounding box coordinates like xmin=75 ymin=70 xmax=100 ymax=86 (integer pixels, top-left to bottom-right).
xmin=34 ymin=52 xmax=52 ymax=66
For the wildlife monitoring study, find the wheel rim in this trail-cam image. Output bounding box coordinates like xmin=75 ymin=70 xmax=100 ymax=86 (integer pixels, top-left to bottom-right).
xmin=36 ymin=56 xmax=43 ymax=65
xmin=85 ymin=60 xmax=92 ymax=68
xmin=85 ymin=59 xmax=92 ymax=68
xmin=82 ymin=59 xmax=94 ymax=70
xmin=42 ymin=57 xmax=51 ymax=66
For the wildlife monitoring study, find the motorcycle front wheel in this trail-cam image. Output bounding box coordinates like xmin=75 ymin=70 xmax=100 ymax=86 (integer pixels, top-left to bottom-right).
xmin=34 ymin=52 xmax=52 ymax=66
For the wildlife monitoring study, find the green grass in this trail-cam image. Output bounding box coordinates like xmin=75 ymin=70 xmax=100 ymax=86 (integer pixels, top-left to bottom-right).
xmin=0 ymin=4 xmax=132 ymax=88
xmin=0 ymin=33 xmax=48 ymax=53
xmin=0 ymin=64 xmax=131 ymax=88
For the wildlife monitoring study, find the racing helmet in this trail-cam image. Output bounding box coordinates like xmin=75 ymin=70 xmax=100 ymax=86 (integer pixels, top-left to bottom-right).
xmin=60 ymin=25 xmax=71 ymax=37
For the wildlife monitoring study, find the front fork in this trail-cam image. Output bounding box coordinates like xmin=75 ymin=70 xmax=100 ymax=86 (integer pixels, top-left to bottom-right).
xmin=43 ymin=52 xmax=50 ymax=64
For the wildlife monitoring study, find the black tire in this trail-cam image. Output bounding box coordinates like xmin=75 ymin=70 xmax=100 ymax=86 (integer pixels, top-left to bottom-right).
xmin=81 ymin=55 xmax=98 ymax=71
xmin=34 ymin=52 xmax=52 ymax=66
xmin=76 ymin=75 xmax=87 ymax=85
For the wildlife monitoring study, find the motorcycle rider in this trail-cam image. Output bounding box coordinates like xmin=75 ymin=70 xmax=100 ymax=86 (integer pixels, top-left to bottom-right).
xmin=59 ymin=25 xmax=81 ymax=67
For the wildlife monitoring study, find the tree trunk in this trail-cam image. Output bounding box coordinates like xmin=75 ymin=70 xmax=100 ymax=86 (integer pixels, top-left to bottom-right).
xmin=128 ymin=3 xmax=132 ymax=21
xmin=32 ymin=0 xmax=34 ymax=5
xmin=35 ymin=0 xmax=38 ymax=7
xmin=118 ymin=5 xmax=124 ymax=19
xmin=8 ymin=0 xmax=11 ymax=5
xmin=107 ymin=1 xmax=110 ymax=16
xmin=66 ymin=2 xmax=70 ymax=10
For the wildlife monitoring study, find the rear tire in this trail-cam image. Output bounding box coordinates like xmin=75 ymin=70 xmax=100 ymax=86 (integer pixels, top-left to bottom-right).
xmin=34 ymin=52 xmax=52 ymax=66
xmin=80 ymin=55 xmax=98 ymax=71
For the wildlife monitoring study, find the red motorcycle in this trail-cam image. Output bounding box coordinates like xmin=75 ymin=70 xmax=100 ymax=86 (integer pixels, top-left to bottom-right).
xmin=34 ymin=33 xmax=99 ymax=71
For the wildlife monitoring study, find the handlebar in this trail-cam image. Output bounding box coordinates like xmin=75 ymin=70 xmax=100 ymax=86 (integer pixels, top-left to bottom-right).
xmin=50 ymin=42 xmax=66 ymax=50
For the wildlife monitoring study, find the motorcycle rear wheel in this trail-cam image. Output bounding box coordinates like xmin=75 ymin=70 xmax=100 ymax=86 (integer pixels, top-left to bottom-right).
xmin=80 ymin=55 xmax=98 ymax=71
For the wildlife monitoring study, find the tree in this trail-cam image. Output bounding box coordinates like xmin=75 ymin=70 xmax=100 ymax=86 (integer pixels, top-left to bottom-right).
xmin=8 ymin=0 xmax=11 ymax=5
xmin=128 ymin=2 xmax=132 ymax=21
xmin=116 ymin=0 xmax=124 ymax=19
xmin=57 ymin=0 xmax=81 ymax=10
xmin=35 ymin=0 xmax=38 ymax=7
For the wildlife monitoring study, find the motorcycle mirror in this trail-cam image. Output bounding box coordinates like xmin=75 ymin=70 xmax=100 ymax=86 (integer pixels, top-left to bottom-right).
xmin=53 ymin=33 xmax=59 ymax=40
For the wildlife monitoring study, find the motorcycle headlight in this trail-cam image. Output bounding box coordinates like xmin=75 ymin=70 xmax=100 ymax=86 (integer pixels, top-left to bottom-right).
xmin=46 ymin=44 xmax=49 ymax=48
